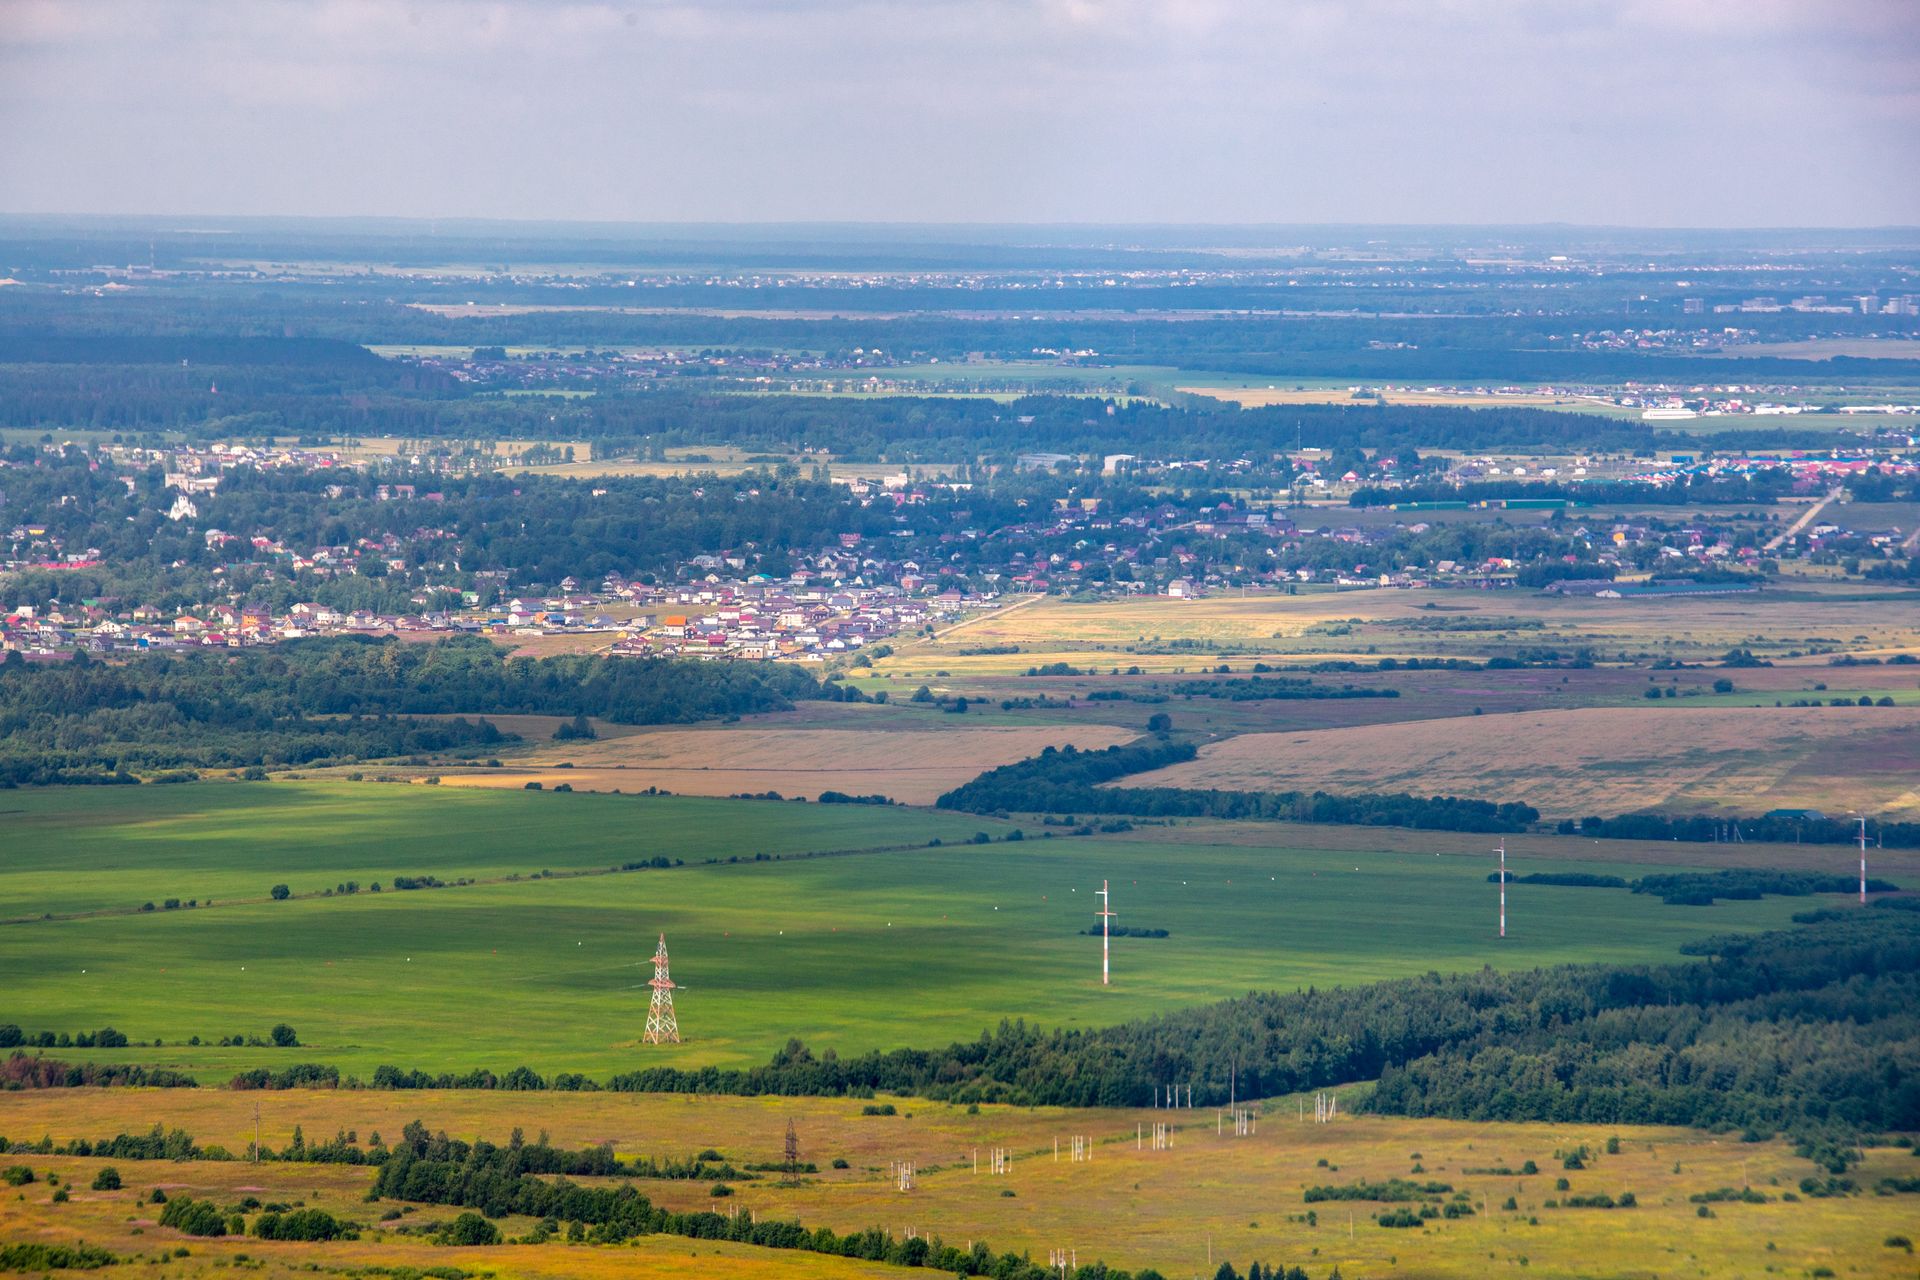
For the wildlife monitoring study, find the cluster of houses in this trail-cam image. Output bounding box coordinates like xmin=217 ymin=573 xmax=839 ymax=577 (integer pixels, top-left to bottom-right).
xmin=0 ymin=573 xmax=990 ymax=663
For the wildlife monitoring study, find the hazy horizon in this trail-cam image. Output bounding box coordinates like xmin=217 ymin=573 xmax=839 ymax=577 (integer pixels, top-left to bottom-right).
xmin=3 ymin=0 xmax=1917 ymax=229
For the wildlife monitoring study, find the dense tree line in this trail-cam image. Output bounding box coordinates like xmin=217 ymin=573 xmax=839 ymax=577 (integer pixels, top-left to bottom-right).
xmin=935 ymin=741 xmax=1540 ymax=833
xmin=0 ymin=1051 xmax=197 ymax=1089
xmin=0 ymin=636 xmax=856 ymax=782
xmin=1162 ymin=677 xmax=1399 ymax=702
xmin=1491 ymin=868 xmax=1902 ymax=905
xmin=1571 ymin=810 xmax=1920 ymax=850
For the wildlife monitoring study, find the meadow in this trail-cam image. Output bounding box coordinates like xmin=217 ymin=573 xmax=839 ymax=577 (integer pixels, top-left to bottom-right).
xmin=1 ymin=1089 xmax=1914 ymax=1280
xmin=0 ymin=782 xmax=1825 ymax=1082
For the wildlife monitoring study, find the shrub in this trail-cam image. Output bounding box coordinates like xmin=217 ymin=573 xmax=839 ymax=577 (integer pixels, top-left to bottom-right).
xmin=253 ymin=1208 xmax=355 ymax=1241
xmin=269 ymin=884 xmax=290 ymax=901
xmin=437 ymin=1212 xmax=500 ymax=1246
xmin=268 ymin=1023 xmax=299 ymax=1048
xmin=0 ymin=1243 xmax=117 ymax=1271
xmin=91 ymin=1167 xmax=121 ymax=1191
xmin=159 ymin=1195 xmax=229 ymax=1236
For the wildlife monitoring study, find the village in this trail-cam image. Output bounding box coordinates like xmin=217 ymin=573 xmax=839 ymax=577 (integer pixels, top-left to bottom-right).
xmin=4 ymin=433 xmax=1918 ymax=662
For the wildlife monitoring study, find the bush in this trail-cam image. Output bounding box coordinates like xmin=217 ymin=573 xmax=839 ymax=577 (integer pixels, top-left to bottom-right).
xmin=253 ymin=1208 xmax=355 ymax=1241
xmin=269 ymin=884 xmax=290 ymax=901
xmin=3 ymin=1166 xmax=35 ymax=1186
xmin=268 ymin=1023 xmax=299 ymax=1047
xmin=90 ymin=1167 xmax=121 ymax=1191
xmin=0 ymin=1243 xmax=118 ymax=1271
xmin=159 ymin=1195 xmax=228 ymax=1237
xmin=437 ymin=1212 xmax=500 ymax=1246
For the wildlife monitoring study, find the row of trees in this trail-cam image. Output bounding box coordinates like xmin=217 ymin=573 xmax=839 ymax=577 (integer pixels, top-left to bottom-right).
xmin=935 ymin=741 xmax=1541 ymax=833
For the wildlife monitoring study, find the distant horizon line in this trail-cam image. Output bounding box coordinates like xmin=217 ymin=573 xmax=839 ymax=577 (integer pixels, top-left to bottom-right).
xmin=3 ymin=212 xmax=1918 ymax=236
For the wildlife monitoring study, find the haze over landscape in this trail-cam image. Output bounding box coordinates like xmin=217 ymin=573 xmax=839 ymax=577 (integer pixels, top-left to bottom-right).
xmin=3 ymin=0 xmax=1918 ymax=224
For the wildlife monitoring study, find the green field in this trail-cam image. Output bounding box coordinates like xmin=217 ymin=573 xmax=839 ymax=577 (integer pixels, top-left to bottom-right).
xmin=0 ymin=783 xmax=1005 ymax=921
xmin=0 ymin=782 xmax=1818 ymax=1082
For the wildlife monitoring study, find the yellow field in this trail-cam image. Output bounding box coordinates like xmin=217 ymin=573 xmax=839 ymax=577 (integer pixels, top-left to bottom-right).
xmin=433 ymin=721 xmax=1135 ymax=802
xmin=0 ymin=1088 xmax=1912 ymax=1280
xmin=1127 ymin=704 xmax=1920 ymax=818
xmin=1179 ymin=385 xmax=1611 ymax=411
xmin=873 ymin=588 xmax=1920 ymax=677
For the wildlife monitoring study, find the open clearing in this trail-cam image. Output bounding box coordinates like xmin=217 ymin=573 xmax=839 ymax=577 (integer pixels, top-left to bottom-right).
xmin=1128 ymin=704 xmax=1920 ymax=818
xmin=452 ymin=722 xmax=1134 ymax=802
xmin=0 ymin=783 xmax=1816 ymax=1079
xmin=1 ymin=1090 xmax=1912 ymax=1280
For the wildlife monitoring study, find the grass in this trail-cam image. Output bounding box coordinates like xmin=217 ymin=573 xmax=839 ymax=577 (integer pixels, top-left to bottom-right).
xmin=0 ymin=783 xmax=1005 ymax=921
xmin=0 ymin=782 xmax=1817 ymax=1080
xmin=1 ymin=1092 xmax=1914 ymax=1280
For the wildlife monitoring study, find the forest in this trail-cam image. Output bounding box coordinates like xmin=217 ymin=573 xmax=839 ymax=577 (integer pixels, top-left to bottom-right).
xmin=0 ymin=636 xmax=854 ymax=783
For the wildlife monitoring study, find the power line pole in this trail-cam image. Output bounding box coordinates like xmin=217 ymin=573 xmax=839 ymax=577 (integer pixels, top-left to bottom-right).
xmin=1096 ymin=878 xmax=1115 ymax=986
xmin=1498 ymin=839 xmax=1507 ymax=938
xmin=1859 ymin=817 xmax=1869 ymax=904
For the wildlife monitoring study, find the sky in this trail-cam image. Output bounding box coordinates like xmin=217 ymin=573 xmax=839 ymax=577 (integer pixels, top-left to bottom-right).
xmin=1 ymin=0 xmax=1917 ymax=227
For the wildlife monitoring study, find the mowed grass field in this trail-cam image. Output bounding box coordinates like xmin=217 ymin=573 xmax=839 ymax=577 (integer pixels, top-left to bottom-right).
xmin=0 ymin=782 xmax=1822 ymax=1081
xmin=2 ymin=1090 xmax=1914 ymax=1280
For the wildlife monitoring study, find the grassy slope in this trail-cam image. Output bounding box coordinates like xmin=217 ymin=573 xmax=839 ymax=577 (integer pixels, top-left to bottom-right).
xmin=0 ymin=1092 xmax=1913 ymax=1280
xmin=0 ymin=782 xmax=1812 ymax=1079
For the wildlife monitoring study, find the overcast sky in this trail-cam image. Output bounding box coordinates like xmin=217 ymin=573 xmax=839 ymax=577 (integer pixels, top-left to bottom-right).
xmin=2 ymin=0 xmax=1916 ymax=227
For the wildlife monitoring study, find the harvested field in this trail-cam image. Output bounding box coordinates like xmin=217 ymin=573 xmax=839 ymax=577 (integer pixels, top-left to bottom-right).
xmin=874 ymin=586 xmax=1920 ymax=676
xmin=1127 ymin=705 xmax=1920 ymax=817
xmin=447 ymin=723 xmax=1137 ymax=802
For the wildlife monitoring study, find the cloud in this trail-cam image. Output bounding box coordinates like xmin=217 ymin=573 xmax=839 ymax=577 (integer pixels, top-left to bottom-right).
xmin=0 ymin=0 xmax=1914 ymax=223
